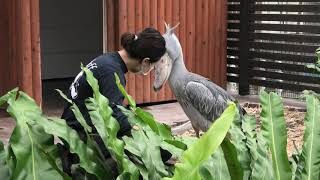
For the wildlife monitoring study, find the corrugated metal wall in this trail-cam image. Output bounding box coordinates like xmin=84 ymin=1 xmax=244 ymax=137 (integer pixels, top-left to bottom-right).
xmin=106 ymin=0 xmax=228 ymax=104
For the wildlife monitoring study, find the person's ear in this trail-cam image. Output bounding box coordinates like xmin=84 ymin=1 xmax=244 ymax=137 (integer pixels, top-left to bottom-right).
xmin=142 ymin=57 xmax=150 ymax=64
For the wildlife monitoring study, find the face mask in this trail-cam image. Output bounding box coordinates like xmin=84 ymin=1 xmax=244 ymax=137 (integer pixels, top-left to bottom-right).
xmin=138 ymin=61 xmax=154 ymax=75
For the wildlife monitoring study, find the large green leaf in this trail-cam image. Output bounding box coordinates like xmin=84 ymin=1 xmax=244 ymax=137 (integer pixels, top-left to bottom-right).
xmin=242 ymin=115 xmax=273 ymax=180
xmin=259 ymin=91 xmax=292 ymax=180
xmin=82 ymin=66 xmax=139 ymax=179
xmin=114 ymin=73 xmax=136 ymax=108
xmin=56 ymin=89 xmax=92 ymax=133
xmin=224 ymin=112 xmax=251 ymax=180
xmin=163 ymin=103 xmax=237 ymax=180
xmin=123 ymin=129 xmax=169 ymax=180
xmin=39 ymin=117 xmax=107 ymax=180
xmin=115 ymin=73 xmax=173 ymax=140
xmin=295 ymin=95 xmax=320 ymax=180
xmin=221 ymin=138 xmax=244 ymax=180
xmin=118 ymin=103 xmax=187 ymax=156
xmin=0 ymin=140 xmax=10 ymax=180
xmin=0 ymin=88 xmax=18 ymax=107
xmin=200 ymin=147 xmax=230 ymax=180
xmin=135 ymin=108 xmax=172 ymax=140
xmin=5 ymin=91 xmax=64 ymax=180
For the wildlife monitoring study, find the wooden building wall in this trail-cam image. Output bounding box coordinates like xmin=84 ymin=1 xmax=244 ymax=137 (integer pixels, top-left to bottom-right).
xmin=106 ymin=0 xmax=228 ymax=104
xmin=0 ymin=0 xmax=42 ymax=106
xmin=0 ymin=0 xmax=227 ymax=106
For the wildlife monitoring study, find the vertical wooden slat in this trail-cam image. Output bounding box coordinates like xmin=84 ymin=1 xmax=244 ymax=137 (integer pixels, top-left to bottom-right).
xmin=150 ymin=0 xmax=158 ymax=102
xmin=119 ymin=0 xmax=130 ymax=101
xmin=8 ymin=0 xmax=18 ymax=94
xmin=179 ymin=0 xmax=187 ymax=67
xmin=127 ymin=0 xmax=136 ymax=101
xmin=107 ymin=0 xmax=228 ymax=104
xmin=30 ymin=0 xmax=42 ymax=106
xmin=195 ymin=0 xmax=202 ymax=76
xmin=208 ymin=0 xmax=216 ymax=82
xmin=107 ymin=0 xmax=116 ymax=51
xmin=157 ymin=0 xmax=166 ymax=100
xmin=205 ymin=0 xmax=210 ymax=80
xmin=142 ymin=0 xmax=151 ymax=102
xmin=163 ymin=0 xmax=172 ymax=101
xmin=214 ymin=0 xmax=221 ymax=85
xmin=135 ymin=0 xmax=144 ymax=104
xmin=0 ymin=0 xmax=9 ymax=96
xmin=171 ymin=0 xmax=179 ymax=100
xmin=18 ymin=0 xmax=33 ymax=97
xmin=187 ymin=0 xmax=195 ymax=73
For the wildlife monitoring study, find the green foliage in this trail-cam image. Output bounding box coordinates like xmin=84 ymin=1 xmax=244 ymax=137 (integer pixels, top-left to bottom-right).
xmin=242 ymin=115 xmax=273 ymax=180
xmin=306 ymin=47 xmax=320 ymax=72
xmin=295 ymin=95 xmax=320 ymax=180
xmin=163 ymin=103 xmax=237 ymax=180
xmin=259 ymin=91 xmax=292 ymax=180
xmin=3 ymin=64 xmax=320 ymax=180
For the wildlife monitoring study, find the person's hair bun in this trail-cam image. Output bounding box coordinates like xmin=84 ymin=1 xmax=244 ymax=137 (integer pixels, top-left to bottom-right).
xmin=121 ymin=33 xmax=136 ymax=52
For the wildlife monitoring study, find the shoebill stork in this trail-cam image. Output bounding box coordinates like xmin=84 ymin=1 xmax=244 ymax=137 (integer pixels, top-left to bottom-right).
xmin=153 ymin=23 xmax=244 ymax=137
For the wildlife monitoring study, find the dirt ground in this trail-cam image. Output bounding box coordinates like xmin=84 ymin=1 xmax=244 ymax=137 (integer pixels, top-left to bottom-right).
xmin=182 ymin=103 xmax=306 ymax=157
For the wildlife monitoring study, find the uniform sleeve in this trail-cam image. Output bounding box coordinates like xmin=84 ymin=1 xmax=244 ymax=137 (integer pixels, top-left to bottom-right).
xmin=99 ymin=71 xmax=131 ymax=137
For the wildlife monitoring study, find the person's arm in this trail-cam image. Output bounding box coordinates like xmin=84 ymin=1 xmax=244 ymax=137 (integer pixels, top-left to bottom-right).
xmin=99 ymin=72 xmax=132 ymax=137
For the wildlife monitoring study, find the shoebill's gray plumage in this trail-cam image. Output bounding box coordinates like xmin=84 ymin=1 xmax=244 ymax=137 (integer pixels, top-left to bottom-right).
xmin=153 ymin=23 xmax=244 ymax=137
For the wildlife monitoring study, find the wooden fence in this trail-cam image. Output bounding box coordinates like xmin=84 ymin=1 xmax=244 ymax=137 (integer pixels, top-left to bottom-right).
xmin=227 ymin=0 xmax=320 ymax=95
xmin=106 ymin=0 xmax=228 ymax=104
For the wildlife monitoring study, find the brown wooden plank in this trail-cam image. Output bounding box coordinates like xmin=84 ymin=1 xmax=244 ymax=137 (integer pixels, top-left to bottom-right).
xmin=142 ymin=0 xmax=151 ymax=102
xmin=171 ymin=0 xmax=180 ymax=100
xmin=157 ymin=0 xmax=166 ymax=101
xmin=30 ymin=0 xmax=42 ymax=106
xmin=179 ymin=0 xmax=186 ymax=68
xmin=215 ymin=0 xmax=222 ymax=85
xmin=18 ymin=0 xmax=33 ymax=97
xmin=203 ymin=0 xmax=209 ymax=80
xmin=119 ymin=0 xmax=130 ymax=103
xmin=128 ymin=0 xmax=136 ymax=101
xmin=107 ymin=0 xmax=116 ymax=51
xmin=134 ymin=0 xmax=144 ymax=104
xmin=186 ymin=0 xmax=195 ymax=73
xmin=164 ymin=0 xmax=173 ymax=101
xmin=0 ymin=0 xmax=9 ymax=96
xmin=195 ymin=0 xmax=202 ymax=76
xmin=208 ymin=0 xmax=215 ymax=81
xmin=150 ymin=0 xmax=158 ymax=102
xmin=8 ymin=0 xmax=18 ymax=93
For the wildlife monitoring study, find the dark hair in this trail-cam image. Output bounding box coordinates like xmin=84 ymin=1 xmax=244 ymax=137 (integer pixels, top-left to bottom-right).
xmin=121 ymin=28 xmax=166 ymax=63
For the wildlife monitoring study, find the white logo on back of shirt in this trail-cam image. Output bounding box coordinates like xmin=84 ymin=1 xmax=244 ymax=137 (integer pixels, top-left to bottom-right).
xmin=70 ymin=60 xmax=98 ymax=99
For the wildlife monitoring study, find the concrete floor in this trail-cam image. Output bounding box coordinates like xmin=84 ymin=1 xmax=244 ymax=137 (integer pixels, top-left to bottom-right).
xmin=0 ymin=102 xmax=189 ymax=145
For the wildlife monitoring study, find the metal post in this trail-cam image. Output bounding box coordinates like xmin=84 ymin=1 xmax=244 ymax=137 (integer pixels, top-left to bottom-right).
xmin=239 ymin=0 xmax=250 ymax=95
